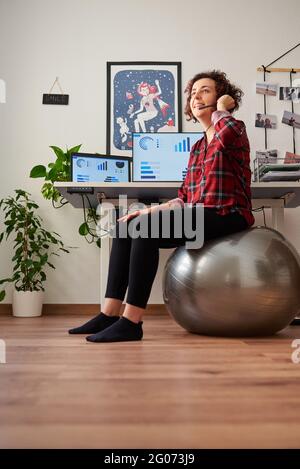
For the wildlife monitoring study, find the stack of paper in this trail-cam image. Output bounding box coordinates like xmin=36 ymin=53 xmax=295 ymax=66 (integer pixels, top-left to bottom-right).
xmin=255 ymin=163 xmax=300 ymax=182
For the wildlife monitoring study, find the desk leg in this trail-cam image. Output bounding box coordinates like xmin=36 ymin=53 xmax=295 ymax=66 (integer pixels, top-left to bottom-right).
xmin=100 ymin=235 xmax=111 ymax=309
xmin=99 ymin=206 xmax=113 ymax=309
xmin=271 ymin=206 xmax=284 ymax=232
xmin=252 ymin=199 xmax=285 ymax=232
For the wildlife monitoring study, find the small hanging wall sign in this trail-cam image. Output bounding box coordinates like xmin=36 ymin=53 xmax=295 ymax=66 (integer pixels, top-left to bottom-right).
xmin=43 ymin=77 xmax=69 ymax=105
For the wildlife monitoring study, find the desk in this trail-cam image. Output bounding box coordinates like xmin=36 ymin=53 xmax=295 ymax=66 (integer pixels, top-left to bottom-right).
xmin=55 ymin=181 xmax=300 ymax=305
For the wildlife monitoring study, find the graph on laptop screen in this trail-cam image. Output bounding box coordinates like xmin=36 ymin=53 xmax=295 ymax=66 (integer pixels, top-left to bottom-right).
xmin=132 ymin=132 xmax=203 ymax=182
xmin=71 ymin=153 xmax=130 ymax=183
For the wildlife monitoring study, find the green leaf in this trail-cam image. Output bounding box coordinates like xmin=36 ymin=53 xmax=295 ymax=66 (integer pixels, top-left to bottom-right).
xmin=67 ymin=144 xmax=82 ymax=156
xmin=0 ymin=290 xmax=6 ymax=302
xmin=30 ymin=165 xmax=47 ymax=178
xmin=5 ymin=224 xmax=15 ymax=238
xmin=41 ymin=183 xmax=60 ymax=202
xmin=96 ymin=238 xmax=101 ymax=248
xmin=48 ymin=167 xmax=59 ymax=181
xmin=28 ymin=203 xmax=39 ymax=209
xmin=52 ymin=187 xmax=61 ymax=202
xmin=39 ymin=254 xmax=48 ymax=265
xmin=40 ymin=272 xmax=46 ymax=281
xmin=15 ymin=189 xmax=28 ymax=197
xmin=79 ymin=222 xmax=89 ymax=236
xmin=49 ymin=146 xmax=65 ymax=160
xmin=0 ymin=278 xmax=13 ymax=285
xmin=59 ymin=248 xmax=70 ymax=253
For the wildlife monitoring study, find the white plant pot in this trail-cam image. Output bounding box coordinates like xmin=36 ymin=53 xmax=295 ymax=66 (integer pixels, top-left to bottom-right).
xmin=12 ymin=290 xmax=44 ymax=317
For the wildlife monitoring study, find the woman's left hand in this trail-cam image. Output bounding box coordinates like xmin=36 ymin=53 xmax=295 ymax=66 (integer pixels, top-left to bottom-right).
xmin=217 ymin=95 xmax=235 ymax=111
xmin=117 ymin=207 xmax=151 ymax=223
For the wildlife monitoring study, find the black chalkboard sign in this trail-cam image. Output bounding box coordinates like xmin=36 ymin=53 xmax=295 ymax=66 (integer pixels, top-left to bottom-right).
xmin=43 ymin=94 xmax=69 ymax=105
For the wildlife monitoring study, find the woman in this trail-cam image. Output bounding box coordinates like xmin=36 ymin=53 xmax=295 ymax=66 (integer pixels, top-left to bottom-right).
xmin=69 ymin=70 xmax=254 ymax=343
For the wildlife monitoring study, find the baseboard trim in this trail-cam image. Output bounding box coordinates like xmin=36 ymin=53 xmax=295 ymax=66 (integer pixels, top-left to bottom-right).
xmin=0 ymin=304 xmax=168 ymax=316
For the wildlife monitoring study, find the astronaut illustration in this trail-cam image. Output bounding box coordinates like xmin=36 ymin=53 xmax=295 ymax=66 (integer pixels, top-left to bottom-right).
xmin=116 ymin=116 xmax=129 ymax=143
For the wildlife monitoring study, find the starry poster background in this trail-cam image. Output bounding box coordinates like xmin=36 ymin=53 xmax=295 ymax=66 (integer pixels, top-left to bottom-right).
xmin=107 ymin=62 xmax=182 ymax=156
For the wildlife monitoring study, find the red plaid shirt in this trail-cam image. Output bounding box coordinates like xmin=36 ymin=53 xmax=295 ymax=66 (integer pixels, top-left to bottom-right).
xmin=177 ymin=111 xmax=254 ymax=226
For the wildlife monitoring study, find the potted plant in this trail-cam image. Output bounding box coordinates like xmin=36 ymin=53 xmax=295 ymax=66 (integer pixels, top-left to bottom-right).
xmin=0 ymin=190 xmax=71 ymax=317
xmin=30 ymin=144 xmax=82 ymax=202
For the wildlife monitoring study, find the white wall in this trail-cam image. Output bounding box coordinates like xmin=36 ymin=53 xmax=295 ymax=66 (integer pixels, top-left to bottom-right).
xmin=1 ymin=0 xmax=300 ymax=304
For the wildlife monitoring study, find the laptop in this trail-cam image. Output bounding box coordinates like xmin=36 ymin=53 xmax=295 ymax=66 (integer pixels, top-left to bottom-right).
xmin=71 ymin=153 xmax=131 ymax=183
xmin=132 ymin=132 xmax=203 ymax=182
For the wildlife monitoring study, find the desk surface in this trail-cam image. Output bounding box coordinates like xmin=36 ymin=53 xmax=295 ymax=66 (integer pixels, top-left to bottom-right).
xmin=54 ymin=181 xmax=300 ymax=208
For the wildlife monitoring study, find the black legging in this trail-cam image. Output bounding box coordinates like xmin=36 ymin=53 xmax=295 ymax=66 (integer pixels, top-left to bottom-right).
xmin=105 ymin=207 xmax=249 ymax=309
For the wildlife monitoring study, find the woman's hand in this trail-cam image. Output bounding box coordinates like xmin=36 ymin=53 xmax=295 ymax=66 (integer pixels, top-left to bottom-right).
xmin=217 ymin=95 xmax=235 ymax=112
xmin=117 ymin=207 xmax=152 ymax=223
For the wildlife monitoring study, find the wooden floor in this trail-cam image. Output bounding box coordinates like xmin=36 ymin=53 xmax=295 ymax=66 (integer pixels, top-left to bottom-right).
xmin=1 ymin=311 xmax=300 ymax=449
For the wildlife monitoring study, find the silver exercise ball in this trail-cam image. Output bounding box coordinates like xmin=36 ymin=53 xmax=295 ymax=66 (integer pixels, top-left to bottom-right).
xmin=162 ymin=227 xmax=300 ymax=337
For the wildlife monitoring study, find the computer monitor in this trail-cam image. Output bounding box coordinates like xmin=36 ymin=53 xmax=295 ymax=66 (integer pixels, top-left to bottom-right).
xmin=132 ymin=132 xmax=203 ymax=182
xmin=71 ymin=153 xmax=131 ymax=183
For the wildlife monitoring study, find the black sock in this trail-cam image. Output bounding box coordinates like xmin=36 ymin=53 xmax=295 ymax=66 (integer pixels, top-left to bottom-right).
xmin=68 ymin=312 xmax=119 ymax=334
xmin=86 ymin=317 xmax=143 ymax=343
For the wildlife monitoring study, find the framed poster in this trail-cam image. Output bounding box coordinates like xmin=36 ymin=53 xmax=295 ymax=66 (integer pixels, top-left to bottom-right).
xmin=107 ymin=62 xmax=182 ymax=156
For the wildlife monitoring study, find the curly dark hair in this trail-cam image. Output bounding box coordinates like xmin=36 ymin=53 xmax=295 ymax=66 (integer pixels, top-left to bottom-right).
xmin=184 ymin=70 xmax=244 ymax=122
